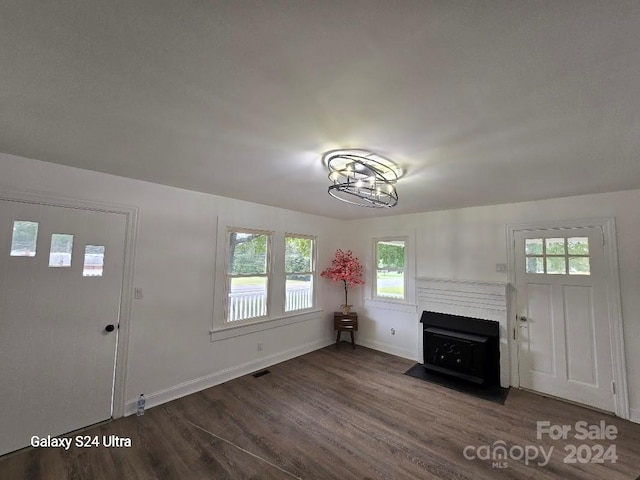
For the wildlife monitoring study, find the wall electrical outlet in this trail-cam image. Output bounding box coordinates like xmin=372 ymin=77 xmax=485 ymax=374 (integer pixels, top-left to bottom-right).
xmin=134 ymin=288 xmax=143 ymax=299
xmin=257 ymin=342 xmax=263 ymax=352
xmin=495 ymin=263 xmax=507 ymax=273
xmin=391 ymin=328 xmax=396 ymax=335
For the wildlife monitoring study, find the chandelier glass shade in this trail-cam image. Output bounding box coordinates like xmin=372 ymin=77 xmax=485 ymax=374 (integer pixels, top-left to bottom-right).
xmin=323 ymin=149 xmax=401 ymax=208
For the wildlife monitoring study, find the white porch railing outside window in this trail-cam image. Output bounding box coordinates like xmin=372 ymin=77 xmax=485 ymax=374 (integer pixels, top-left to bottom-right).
xmin=228 ymin=291 xmax=267 ymax=322
xmin=228 ymin=285 xmax=312 ymax=322
xmin=285 ymin=285 xmax=313 ymax=312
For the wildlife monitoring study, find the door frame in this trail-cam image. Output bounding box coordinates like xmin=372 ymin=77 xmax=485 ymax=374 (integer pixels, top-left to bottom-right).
xmin=506 ymin=217 xmax=628 ymax=419
xmin=0 ymin=187 xmax=138 ymax=420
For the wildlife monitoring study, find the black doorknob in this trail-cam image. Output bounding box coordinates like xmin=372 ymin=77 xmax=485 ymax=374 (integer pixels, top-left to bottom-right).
xmin=105 ymin=324 xmax=115 ymax=332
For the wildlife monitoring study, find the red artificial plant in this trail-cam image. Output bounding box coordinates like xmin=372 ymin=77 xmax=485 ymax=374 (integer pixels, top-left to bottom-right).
xmin=320 ymin=249 xmax=365 ymax=309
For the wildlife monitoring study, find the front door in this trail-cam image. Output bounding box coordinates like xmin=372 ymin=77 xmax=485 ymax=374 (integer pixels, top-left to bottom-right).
xmin=0 ymin=199 xmax=127 ymax=455
xmin=514 ymin=227 xmax=614 ymax=412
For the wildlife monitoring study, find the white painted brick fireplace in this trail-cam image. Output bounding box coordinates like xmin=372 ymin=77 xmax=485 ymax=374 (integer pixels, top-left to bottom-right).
xmin=416 ymin=278 xmax=510 ymax=388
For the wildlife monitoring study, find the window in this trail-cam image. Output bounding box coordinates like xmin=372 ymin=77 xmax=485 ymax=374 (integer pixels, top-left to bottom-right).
xmin=285 ymin=235 xmax=315 ymax=312
xmin=226 ymin=229 xmax=271 ymax=323
xmin=525 ymin=237 xmax=590 ymax=275
xmin=84 ymin=245 xmax=105 ymax=277
xmin=10 ymin=220 xmax=38 ymax=257
xmin=49 ymin=234 xmax=74 ymax=267
xmin=374 ymin=238 xmax=406 ymax=299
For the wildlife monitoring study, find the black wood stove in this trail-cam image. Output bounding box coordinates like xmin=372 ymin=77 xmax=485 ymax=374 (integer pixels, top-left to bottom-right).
xmin=420 ymin=311 xmax=500 ymax=386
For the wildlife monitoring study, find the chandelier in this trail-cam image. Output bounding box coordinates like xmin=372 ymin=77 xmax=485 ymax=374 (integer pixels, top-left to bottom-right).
xmin=323 ymin=149 xmax=401 ymax=208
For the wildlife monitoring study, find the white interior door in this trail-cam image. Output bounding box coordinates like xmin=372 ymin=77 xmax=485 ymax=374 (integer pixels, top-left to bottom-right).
xmin=0 ymin=200 xmax=127 ymax=456
xmin=514 ymin=227 xmax=614 ymax=412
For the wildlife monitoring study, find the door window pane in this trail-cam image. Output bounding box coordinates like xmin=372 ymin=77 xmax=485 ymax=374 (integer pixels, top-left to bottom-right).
xmin=569 ymin=257 xmax=590 ymax=275
xmin=567 ymin=237 xmax=589 ymax=255
xmin=525 ymin=235 xmax=591 ymax=276
xmin=83 ymin=245 xmax=105 ymax=277
xmin=49 ymin=234 xmax=74 ymax=267
xmin=545 ymin=238 xmax=565 ymax=255
xmin=546 ymin=256 xmax=566 ymax=274
xmin=525 ymin=239 xmax=543 ymax=255
xmin=526 ymin=256 xmax=544 ymax=273
xmin=10 ymin=221 xmax=38 ymax=257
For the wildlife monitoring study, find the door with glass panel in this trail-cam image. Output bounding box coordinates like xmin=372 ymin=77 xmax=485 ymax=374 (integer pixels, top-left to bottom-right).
xmin=514 ymin=227 xmax=614 ymax=412
xmin=0 ymin=200 xmax=127 ymax=455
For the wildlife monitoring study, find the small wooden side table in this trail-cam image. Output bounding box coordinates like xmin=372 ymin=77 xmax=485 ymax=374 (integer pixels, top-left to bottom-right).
xmin=334 ymin=312 xmax=358 ymax=349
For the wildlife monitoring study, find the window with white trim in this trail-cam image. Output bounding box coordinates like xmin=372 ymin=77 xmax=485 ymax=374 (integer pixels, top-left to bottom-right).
xmin=226 ymin=229 xmax=272 ymax=323
xmin=374 ymin=238 xmax=406 ymax=300
xmin=285 ymin=235 xmax=315 ymax=312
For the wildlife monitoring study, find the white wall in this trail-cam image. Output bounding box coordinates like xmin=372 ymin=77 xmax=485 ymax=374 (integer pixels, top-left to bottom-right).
xmin=3 ymin=150 xmax=639 ymax=422
xmin=347 ymin=189 xmax=640 ymax=421
xmin=0 ymin=152 xmax=343 ymax=414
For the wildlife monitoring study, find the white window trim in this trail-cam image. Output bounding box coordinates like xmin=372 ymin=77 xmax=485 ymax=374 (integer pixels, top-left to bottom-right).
xmin=373 ymin=236 xmax=408 ymax=303
xmin=284 ymin=233 xmax=317 ymax=313
xmin=224 ymin=227 xmax=273 ymax=325
xmin=210 ymin=308 xmax=324 ymax=342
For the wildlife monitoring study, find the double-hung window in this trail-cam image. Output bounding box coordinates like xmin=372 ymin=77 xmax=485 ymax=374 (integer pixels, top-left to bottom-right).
xmin=374 ymin=238 xmax=406 ymax=300
xmin=226 ymin=229 xmax=272 ymax=323
xmin=285 ymin=235 xmax=315 ymax=312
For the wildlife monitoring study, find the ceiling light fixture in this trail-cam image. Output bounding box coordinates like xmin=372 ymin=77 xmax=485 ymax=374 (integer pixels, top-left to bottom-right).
xmin=323 ymin=149 xmax=401 ymax=208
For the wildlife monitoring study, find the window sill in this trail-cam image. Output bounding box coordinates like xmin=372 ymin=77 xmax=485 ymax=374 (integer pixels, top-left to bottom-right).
xmin=364 ymin=298 xmax=417 ymax=313
xmin=209 ymin=309 xmax=324 ymax=342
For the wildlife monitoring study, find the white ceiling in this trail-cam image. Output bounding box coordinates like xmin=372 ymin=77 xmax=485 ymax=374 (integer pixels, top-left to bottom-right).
xmin=1 ymin=1 xmax=640 ymax=219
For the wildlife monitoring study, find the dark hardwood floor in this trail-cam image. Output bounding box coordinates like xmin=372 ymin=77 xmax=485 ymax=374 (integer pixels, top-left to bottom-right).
xmin=2 ymin=345 xmax=639 ymax=479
